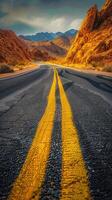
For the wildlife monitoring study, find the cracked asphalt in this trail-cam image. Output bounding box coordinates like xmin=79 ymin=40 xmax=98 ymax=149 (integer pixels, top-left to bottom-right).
xmin=0 ymin=66 xmax=53 ymax=199
xmin=0 ymin=65 xmax=112 ymax=200
xmin=59 ymin=68 xmax=112 ymax=200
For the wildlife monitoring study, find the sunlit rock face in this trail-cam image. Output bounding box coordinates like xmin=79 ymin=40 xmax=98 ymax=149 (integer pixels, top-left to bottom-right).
xmin=66 ymin=0 xmax=112 ymax=71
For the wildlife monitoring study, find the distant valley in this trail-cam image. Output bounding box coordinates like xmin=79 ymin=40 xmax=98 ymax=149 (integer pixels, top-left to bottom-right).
xmin=0 ymin=29 xmax=77 ymax=73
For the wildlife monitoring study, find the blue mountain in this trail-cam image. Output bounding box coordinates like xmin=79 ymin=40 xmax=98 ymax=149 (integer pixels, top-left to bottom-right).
xmin=20 ymin=29 xmax=77 ymax=42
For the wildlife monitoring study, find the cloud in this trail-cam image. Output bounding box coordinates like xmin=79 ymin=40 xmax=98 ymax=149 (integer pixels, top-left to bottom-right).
xmin=1 ymin=22 xmax=38 ymax=34
xmin=0 ymin=0 xmax=104 ymax=34
xmin=69 ymin=19 xmax=83 ymax=30
xmin=0 ymin=7 xmax=83 ymax=33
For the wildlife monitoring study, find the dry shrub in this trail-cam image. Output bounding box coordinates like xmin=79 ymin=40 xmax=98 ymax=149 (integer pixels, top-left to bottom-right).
xmin=0 ymin=64 xmax=14 ymax=73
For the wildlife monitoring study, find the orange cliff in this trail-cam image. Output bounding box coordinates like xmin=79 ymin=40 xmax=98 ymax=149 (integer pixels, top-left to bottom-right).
xmin=0 ymin=29 xmax=32 ymax=65
xmin=66 ymin=0 xmax=112 ymax=72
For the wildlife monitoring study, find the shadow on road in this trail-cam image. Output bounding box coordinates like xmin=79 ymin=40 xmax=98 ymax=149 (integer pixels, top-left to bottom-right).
xmin=64 ymin=70 xmax=112 ymax=93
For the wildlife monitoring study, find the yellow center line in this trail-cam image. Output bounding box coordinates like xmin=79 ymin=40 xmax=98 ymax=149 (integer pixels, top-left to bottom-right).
xmin=8 ymin=71 xmax=57 ymax=200
xmin=57 ymin=71 xmax=92 ymax=200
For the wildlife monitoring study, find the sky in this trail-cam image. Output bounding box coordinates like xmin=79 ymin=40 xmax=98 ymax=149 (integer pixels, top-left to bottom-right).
xmin=0 ymin=0 xmax=105 ymax=35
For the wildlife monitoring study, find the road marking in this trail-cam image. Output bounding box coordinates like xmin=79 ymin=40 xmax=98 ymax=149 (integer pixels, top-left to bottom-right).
xmin=8 ymin=71 xmax=57 ymax=200
xmin=39 ymin=84 xmax=62 ymax=199
xmin=57 ymin=71 xmax=92 ymax=200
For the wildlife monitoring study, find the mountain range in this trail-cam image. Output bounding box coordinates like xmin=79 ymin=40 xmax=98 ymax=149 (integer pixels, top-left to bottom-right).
xmin=20 ymin=29 xmax=77 ymax=42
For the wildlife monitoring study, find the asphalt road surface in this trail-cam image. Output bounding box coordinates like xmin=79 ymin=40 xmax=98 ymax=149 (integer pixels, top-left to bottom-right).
xmin=0 ymin=65 xmax=112 ymax=200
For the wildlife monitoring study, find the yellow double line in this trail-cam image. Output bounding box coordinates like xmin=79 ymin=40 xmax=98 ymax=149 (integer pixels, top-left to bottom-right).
xmin=9 ymin=71 xmax=56 ymax=200
xmin=9 ymin=69 xmax=91 ymax=200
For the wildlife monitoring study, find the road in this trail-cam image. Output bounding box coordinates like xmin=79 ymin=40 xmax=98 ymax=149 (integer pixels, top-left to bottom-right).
xmin=0 ymin=65 xmax=112 ymax=200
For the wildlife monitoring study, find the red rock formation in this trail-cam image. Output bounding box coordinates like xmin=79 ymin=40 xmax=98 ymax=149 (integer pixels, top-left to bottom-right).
xmin=80 ymin=4 xmax=98 ymax=33
xmin=66 ymin=0 xmax=112 ymax=71
xmin=0 ymin=29 xmax=32 ymax=65
xmin=31 ymin=48 xmax=55 ymax=61
xmin=99 ymin=0 xmax=112 ymax=23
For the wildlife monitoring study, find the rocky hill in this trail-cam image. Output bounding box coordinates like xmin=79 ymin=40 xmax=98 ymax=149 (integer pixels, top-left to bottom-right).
xmin=53 ymin=35 xmax=74 ymax=50
xmin=0 ymin=29 xmax=32 ymax=65
xmin=66 ymin=0 xmax=112 ymax=71
xmin=31 ymin=48 xmax=55 ymax=61
xmin=25 ymin=34 xmax=75 ymax=59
